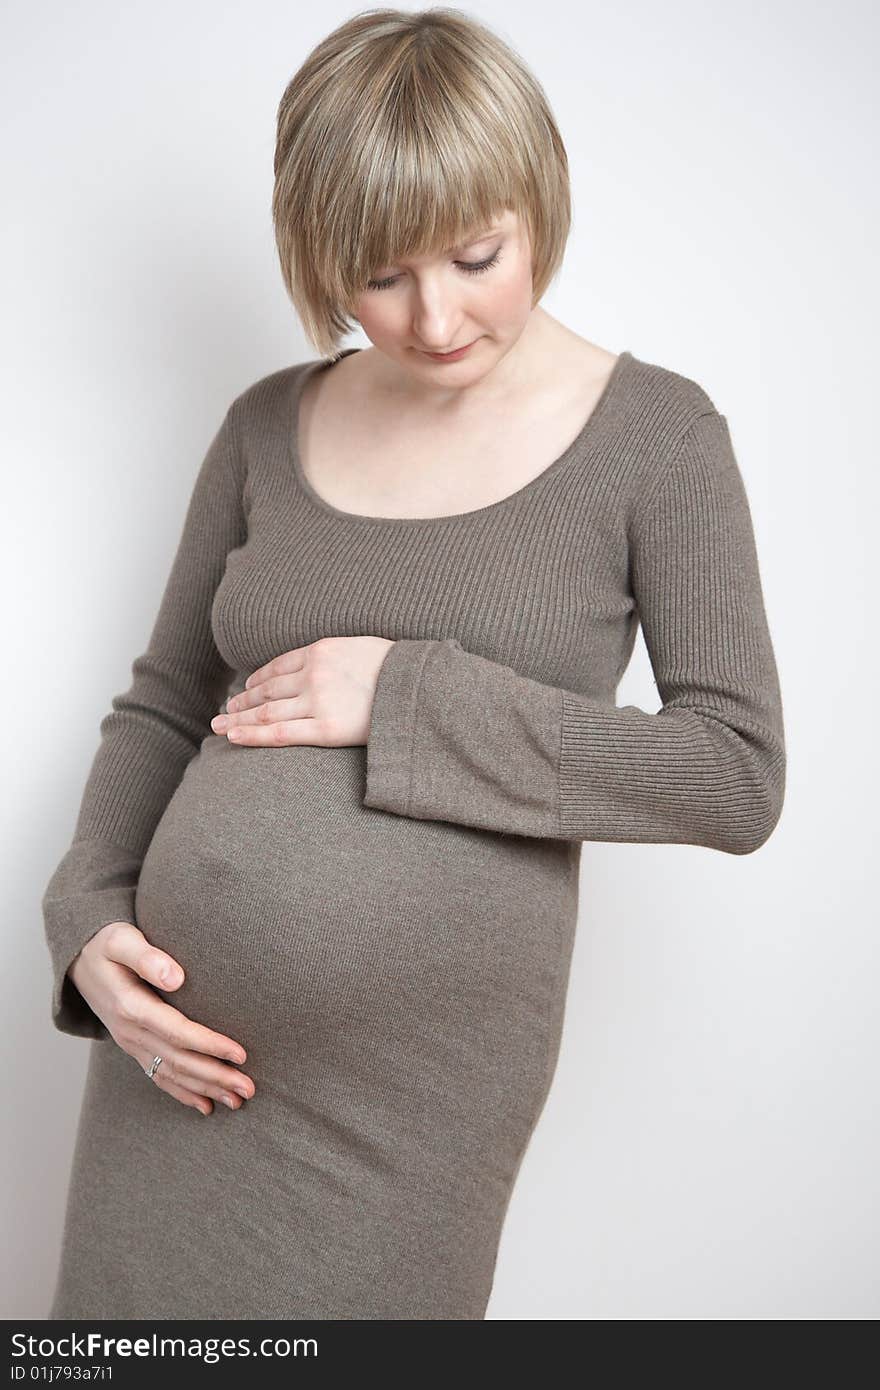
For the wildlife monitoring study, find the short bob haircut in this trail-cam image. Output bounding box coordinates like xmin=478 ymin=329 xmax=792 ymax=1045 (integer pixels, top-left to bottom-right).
xmin=273 ymin=7 xmax=571 ymax=360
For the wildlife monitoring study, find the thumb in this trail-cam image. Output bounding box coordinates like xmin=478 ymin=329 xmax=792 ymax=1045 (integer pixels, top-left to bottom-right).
xmin=98 ymin=921 xmax=185 ymax=991
xmin=154 ymin=953 xmax=184 ymax=989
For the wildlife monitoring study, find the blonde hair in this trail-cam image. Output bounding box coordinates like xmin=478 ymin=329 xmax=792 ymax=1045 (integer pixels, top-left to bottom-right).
xmin=272 ymin=7 xmax=571 ymax=359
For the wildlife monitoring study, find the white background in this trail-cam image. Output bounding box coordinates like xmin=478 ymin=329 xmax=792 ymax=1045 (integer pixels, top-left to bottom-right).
xmin=3 ymin=0 xmax=877 ymax=1318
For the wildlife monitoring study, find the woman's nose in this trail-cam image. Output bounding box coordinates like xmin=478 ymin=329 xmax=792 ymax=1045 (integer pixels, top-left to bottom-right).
xmin=411 ymin=309 xmax=463 ymax=350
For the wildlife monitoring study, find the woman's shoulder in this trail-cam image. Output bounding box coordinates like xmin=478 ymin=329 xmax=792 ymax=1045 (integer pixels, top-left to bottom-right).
xmin=622 ymin=345 xmax=722 ymax=427
xmin=557 ymin=339 xmax=734 ymax=525
xmin=225 ymin=358 xmax=313 ymax=420
xmin=550 ymin=326 xmax=723 ymax=442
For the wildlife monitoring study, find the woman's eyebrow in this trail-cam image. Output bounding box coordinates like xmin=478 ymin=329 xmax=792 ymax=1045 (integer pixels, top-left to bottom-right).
xmin=441 ymin=224 xmax=502 ymax=254
xmin=381 ymin=226 xmax=503 ymax=269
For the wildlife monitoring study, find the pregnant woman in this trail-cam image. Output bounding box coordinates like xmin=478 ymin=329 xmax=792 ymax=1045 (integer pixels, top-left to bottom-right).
xmin=41 ymin=9 xmax=786 ymax=1320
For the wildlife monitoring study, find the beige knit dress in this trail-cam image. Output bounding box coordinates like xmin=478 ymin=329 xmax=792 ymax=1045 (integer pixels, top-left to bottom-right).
xmin=41 ymin=346 xmax=786 ymax=1319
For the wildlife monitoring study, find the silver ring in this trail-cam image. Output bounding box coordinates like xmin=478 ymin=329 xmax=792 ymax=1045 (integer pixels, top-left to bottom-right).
xmin=146 ymin=1055 xmax=163 ymax=1078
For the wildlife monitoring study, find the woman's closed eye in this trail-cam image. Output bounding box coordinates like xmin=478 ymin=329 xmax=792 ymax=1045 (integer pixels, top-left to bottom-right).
xmin=366 ymin=248 xmax=503 ymax=292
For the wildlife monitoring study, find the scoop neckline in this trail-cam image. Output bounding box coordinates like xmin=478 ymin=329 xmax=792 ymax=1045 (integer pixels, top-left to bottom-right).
xmin=287 ymin=345 xmax=633 ymax=526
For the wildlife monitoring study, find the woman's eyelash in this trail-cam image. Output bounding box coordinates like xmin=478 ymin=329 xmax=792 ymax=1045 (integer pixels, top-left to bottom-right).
xmin=460 ymin=249 xmax=502 ymax=278
xmin=366 ymin=248 xmax=502 ymax=292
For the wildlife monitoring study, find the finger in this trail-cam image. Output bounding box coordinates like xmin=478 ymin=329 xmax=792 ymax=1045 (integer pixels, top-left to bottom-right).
xmin=132 ymin=1025 xmax=255 ymax=1099
xmin=244 ymin=647 xmax=309 ymax=691
xmin=152 ymin=1073 xmax=215 ymax=1115
xmin=215 ymin=695 xmax=305 ymax=730
xmin=223 ymin=715 xmax=327 ymax=746
xmin=137 ymin=1048 xmax=215 ymax=1115
xmin=174 ymin=1047 xmax=255 ymax=1100
xmin=225 ymin=671 xmax=305 ymax=713
xmin=137 ymin=1043 xmax=250 ymax=1111
xmin=143 ymin=1040 xmax=255 ymax=1103
xmin=126 ymin=989 xmax=248 ymax=1065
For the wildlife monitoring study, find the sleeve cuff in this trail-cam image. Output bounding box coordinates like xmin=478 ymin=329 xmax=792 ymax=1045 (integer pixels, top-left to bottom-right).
xmin=363 ymin=638 xmax=440 ymax=817
xmin=42 ymin=839 xmax=142 ymax=1041
xmin=363 ymin=636 xmax=563 ymax=837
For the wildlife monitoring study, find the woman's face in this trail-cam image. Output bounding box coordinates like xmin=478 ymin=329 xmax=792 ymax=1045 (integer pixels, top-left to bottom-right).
xmin=351 ymin=207 xmax=534 ymax=385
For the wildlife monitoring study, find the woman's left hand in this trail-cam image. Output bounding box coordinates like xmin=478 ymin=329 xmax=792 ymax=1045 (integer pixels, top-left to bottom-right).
xmin=210 ymin=636 xmax=395 ymax=747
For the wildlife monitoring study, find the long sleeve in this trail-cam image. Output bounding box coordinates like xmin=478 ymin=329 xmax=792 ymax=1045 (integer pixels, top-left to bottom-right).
xmin=42 ymin=402 xmax=246 ymax=1039
xmin=363 ymin=409 xmax=786 ymax=854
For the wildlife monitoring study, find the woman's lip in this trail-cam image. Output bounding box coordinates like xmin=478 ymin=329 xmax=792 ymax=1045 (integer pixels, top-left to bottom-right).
xmin=419 ymin=339 xmax=478 ymax=361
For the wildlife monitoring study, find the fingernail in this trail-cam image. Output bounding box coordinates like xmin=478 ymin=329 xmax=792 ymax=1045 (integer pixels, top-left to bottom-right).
xmin=221 ymin=1094 xmax=237 ymax=1109
xmin=160 ymin=966 xmax=179 ymax=986
xmin=233 ymin=1086 xmax=250 ymax=1100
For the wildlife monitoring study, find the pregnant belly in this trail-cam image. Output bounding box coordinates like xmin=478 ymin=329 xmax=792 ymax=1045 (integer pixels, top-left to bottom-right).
xmin=134 ymin=733 xmax=577 ymax=1138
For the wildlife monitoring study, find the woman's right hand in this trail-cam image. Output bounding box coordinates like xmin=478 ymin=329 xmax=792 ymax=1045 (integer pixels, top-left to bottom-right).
xmin=67 ymin=921 xmax=255 ymax=1116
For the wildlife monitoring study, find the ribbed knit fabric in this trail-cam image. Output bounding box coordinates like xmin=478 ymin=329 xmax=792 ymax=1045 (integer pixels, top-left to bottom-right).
xmin=41 ymin=346 xmax=785 ymax=1320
